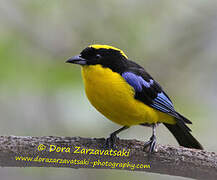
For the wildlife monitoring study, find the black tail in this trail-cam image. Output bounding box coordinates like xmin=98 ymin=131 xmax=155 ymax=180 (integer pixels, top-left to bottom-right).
xmin=164 ymin=121 xmax=203 ymax=150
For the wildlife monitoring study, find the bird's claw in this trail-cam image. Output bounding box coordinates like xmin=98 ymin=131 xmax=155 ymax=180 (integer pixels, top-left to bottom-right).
xmin=104 ymin=134 xmax=118 ymax=149
xmin=143 ymin=135 xmax=156 ymax=153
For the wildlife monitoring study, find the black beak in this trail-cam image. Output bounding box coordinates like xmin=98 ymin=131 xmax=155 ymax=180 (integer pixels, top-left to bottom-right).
xmin=66 ymin=55 xmax=87 ymax=65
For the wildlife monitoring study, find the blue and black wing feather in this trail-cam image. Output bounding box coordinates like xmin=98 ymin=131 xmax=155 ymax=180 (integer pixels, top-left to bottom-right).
xmin=122 ymin=60 xmax=192 ymax=125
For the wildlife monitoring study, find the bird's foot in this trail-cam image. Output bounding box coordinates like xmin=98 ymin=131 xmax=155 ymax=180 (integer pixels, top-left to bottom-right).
xmin=104 ymin=133 xmax=118 ymax=149
xmin=143 ymin=135 xmax=156 ymax=153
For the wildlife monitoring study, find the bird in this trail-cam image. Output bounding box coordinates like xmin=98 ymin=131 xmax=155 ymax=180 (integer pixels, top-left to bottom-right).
xmin=66 ymin=44 xmax=203 ymax=153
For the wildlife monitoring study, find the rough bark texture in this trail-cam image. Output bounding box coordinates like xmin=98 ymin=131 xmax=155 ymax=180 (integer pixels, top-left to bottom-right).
xmin=0 ymin=136 xmax=216 ymax=179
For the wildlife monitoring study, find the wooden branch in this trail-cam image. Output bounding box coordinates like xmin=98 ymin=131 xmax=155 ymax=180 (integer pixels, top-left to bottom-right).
xmin=0 ymin=136 xmax=216 ymax=179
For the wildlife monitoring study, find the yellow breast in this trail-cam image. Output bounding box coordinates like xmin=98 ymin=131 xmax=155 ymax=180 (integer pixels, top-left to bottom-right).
xmin=81 ymin=65 xmax=175 ymax=126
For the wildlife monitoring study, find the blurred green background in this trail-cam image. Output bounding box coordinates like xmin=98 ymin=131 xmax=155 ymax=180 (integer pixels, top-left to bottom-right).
xmin=0 ymin=0 xmax=217 ymax=179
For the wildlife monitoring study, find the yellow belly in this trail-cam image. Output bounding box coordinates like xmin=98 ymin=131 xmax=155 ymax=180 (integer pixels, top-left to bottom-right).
xmin=81 ymin=65 xmax=175 ymax=126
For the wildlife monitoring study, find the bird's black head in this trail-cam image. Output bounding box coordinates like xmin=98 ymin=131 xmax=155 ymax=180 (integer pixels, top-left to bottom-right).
xmin=66 ymin=44 xmax=129 ymax=73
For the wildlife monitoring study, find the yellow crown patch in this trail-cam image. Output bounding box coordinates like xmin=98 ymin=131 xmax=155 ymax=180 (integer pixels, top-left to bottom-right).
xmin=89 ymin=44 xmax=128 ymax=59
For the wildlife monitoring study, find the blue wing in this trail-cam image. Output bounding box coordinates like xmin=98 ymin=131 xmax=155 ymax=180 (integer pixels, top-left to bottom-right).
xmin=121 ymin=59 xmax=192 ymax=124
xmin=122 ymin=71 xmax=177 ymax=116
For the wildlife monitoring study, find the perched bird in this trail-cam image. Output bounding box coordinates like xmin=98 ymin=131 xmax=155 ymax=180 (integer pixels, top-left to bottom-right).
xmin=66 ymin=44 xmax=203 ymax=152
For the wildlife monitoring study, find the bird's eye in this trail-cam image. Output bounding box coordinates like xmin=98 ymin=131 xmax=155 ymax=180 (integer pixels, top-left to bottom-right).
xmin=96 ymin=54 xmax=101 ymax=59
